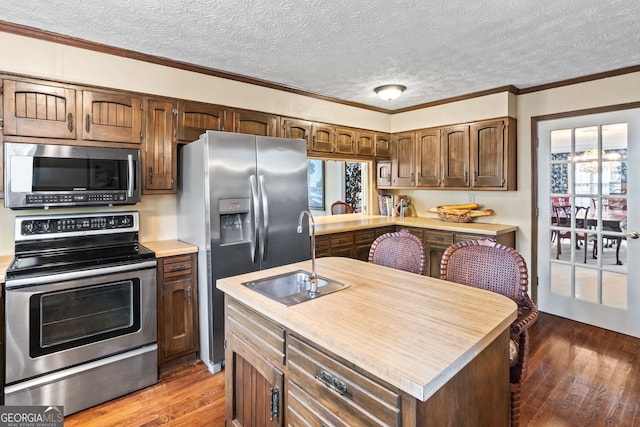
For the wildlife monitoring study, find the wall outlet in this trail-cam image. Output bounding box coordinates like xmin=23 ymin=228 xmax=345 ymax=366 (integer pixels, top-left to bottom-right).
xmin=466 ymin=193 xmax=475 ymax=203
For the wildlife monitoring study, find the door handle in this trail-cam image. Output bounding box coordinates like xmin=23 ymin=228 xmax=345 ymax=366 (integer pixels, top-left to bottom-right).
xmin=249 ymin=175 xmax=259 ymax=263
xmin=625 ymin=231 xmax=639 ymax=239
xmin=259 ymin=175 xmax=269 ymax=262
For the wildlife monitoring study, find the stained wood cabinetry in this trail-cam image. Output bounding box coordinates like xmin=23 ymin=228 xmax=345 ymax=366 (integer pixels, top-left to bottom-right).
xmin=405 ymin=227 xmax=516 ymax=278
xmin=287 ymin=334 xmax=401 ymax=426
xmin=176 ymin=101 xmax=225 ymax=142
xmin=82 ymin=90 xmax=143 ymax=144
xmin=2 ymin=79 xmax=77 ymax=139
xmin=375 ymin=133 xmax=391 ymax=158
xmin=225 ymin=298 xmax=284 ymax=427
xmin=315 ymin=226 xmax=395 ymax=260
xmin=157 ymin=253 xmax=199 ymax=373
xmin=143 ymin=99 xmax=176 ymax=193
xmin=281 ymin=118 xmax=311 ymax=149
xmin=310 ymin=122 xmax=336 ymax=153
xmin=335 ymin=127 xmax=356 ymax=155
xmin=355 ymin=130 xmax=374 ymax=156
xmin=391 ymin=132 xmax=415 ymax=187
xmin=416 ymin=128 xmax=441 ymax=187
xmin=377 ymin=160 xmax=392 ymax=187
xmin=441 ymin=124 xmax=470 ymax=187
xmin=382 ymin=117 xmax=516 ymax=191
xmin=228 ymin=108 xmax=279 ymax=136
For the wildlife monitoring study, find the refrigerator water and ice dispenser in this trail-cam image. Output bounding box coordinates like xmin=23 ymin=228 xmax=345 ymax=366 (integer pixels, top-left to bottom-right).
xmin=219 ymin=198 xmax=251 ymax=245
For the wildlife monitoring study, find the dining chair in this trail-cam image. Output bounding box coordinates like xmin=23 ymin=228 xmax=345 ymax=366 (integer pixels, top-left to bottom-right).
xmin=368 ymin=229 xmax=425 ymax=275
xmin=552 ymin=204 xmax=590 ymax=263
xmin=440 ymin=238 xmax=538 ymax=427
xmin=330 ymin=201 xmax=353 ymax=215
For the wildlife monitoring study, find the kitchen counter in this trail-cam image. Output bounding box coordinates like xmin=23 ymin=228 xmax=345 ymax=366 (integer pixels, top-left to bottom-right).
xmin=0 ymin=255 xmax=14 ymax=284
xmin=141 ymin=240 xmax=198 ymax=258
xmin=217 ymin=256 xmax=517 ymax=403
xmin=314 ymin=214 xmax=518 ymax=236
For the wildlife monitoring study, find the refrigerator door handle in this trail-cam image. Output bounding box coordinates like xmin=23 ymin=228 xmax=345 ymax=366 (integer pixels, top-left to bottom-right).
xmin=249 ymin=175 xmax=260 ymax=263
xmin=259 ymin=175 xmax=269 ymax=262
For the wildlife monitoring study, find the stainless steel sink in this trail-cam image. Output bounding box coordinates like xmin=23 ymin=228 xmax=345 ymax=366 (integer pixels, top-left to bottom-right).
xmin=242 ymin=270 xmax=349 ymax=306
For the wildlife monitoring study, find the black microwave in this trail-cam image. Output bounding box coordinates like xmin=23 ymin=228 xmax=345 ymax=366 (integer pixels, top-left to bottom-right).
xmin=4 ymin=142 xmax=141 ymax=209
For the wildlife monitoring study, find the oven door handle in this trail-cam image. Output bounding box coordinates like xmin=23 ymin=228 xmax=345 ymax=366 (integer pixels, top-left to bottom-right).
xmin=5 ymin=260 xmax=157 ymax=289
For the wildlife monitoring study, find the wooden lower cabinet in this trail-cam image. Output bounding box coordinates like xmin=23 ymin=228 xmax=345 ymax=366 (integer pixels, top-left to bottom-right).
xmin=225 ymin=297 xmax=510 ymax=427
xmin=157 ymin=253 xmax=199 ymax=373
xmin=225 ymin=298 xmax=286 ymax=426
xmin=315 ymin=226 xmax=515 ymax=279
xmin=315 ymin=226 xmax=395 ymax=260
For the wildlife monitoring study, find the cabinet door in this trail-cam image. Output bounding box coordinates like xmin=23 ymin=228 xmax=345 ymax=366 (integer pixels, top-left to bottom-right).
xmin=158 ymin=255 xmax=198 ymax=364
xmin=353 ymin=229 xmax=376 ymax=261
xmin=176 ymin=101 xmax=225 ymax=142
xmin=143 ymin=99 xmax=175 ymax=193
xmin=423 ymin=230 xmax=454 ymax=278
xmin=227 ymin=335 xmax=284 ymax=427
xmin=391 ymin=132 xmax=415 ymax=187
xmin=3 ymin=79 xmax=76 ymax=138
xmin=355 ymin=130 xmax=375 ymax=156
xmin=229 ymin=109 xmax=279 ymax=136
xmin=416 ymin=128 xmax=441 ymax=187
xmin=311 ymin=123 xmax=336 ymax=153
xmin=282 ymin=118 xmax=311 ymax=150
xmin=442 ymin=125 xmax=470 ymax=187
xmin=335 ymin=127 xmax=356 ymax=155
xmin=471 ymin=119 xmax=505 ymax=188
xmin=376 ymin=160 xmax=392 ymax=188
xmin=82 ymin=90 xmax=142 ymax=143
xmin=374 ymin=132 xmax=391 ymax=158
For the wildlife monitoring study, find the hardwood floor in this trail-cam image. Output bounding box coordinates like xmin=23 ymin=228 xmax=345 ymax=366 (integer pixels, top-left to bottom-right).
xmin=64 ymin=313 xmax=640 ymax=426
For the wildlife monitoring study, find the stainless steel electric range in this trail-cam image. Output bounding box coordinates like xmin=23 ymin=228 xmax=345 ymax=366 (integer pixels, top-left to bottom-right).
xmin=4 ymin=211 xmax=158 ymax=415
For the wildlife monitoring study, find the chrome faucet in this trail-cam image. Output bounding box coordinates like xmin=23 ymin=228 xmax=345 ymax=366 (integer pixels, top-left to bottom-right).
xmin=297 ymin=209 xmax=318 ymax=296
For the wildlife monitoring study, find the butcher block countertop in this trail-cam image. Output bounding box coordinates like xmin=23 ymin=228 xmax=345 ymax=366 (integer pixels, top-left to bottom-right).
xmin=217 ymin=256 xmax=517 ymax=402
xmin=314 ymin=214 xmax=518 ymax=236
xmin=141 ymin=240 xmax=198 ymax=258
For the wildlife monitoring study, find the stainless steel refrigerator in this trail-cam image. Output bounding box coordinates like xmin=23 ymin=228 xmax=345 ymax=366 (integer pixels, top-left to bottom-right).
xmin=177 ymin=131 xmax=310 ymax=373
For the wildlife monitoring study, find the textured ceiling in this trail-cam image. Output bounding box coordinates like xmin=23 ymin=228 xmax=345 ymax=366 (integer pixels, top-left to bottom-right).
xmin=1 ymin=0 xmax=639 ymax=110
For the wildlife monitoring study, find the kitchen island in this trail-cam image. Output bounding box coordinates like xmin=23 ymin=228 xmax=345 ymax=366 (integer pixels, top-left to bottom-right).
xmin=218 ymin=257 xmax=517 ymax=426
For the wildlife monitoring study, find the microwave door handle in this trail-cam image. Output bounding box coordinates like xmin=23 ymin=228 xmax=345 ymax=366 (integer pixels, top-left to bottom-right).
xmin=259 ymin=175 xmax=269 ymax=262
xmin=127 ymin=154 xmax=135 ymax=198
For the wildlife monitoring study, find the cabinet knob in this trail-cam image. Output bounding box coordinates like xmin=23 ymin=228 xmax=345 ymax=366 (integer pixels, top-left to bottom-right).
xmin=67 ymin=113 xmax=74 ymax=132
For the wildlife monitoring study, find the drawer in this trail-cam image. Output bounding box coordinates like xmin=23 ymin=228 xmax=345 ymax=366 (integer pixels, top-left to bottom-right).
xmin=162 ymin=254 xmax=193 ymax=278
xmin=424 ymin=230 xmax=454 ymax=245
xmin=354 ymin=229 xmax=376 ymax=244
xmin=330 ymin=232 xmax=354 ymax=248
xmin=227 ymin=298 xmax=286 ymax=366
xmin=287 ymin=335 xmax=401 ymax=426
xmin=455 ymin=232 xmax=486 ymax=243
xmin=375 ymin=226 xmax=395 ymax=237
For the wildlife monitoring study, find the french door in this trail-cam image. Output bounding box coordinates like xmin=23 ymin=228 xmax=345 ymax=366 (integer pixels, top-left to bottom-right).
xmin=537 ymin=109 xmax=639 ymax=337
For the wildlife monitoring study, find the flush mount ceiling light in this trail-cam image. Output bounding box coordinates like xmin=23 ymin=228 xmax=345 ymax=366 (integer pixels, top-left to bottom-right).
xmin=374 ymin=84 xmax=407 ymax=101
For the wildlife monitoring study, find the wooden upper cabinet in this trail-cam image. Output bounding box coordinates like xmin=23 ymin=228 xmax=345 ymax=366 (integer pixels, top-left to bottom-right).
xmin=374 ymin=133 xmax=391 ymax=158
xmin=335 ymin=127 xmax=356 ymax=155
xmin=391 ymin=132 xmax=415 ymax=187
xmin=355 ymin=130 xmax=375 ymax=156
xmin=310 ymin=123 xmax=335 ymax=153
xmin=176 ymin=101 xmax=225 ymax=142
xmin=441 ymin=124 xmax=470 ymax=187
xmin=228 ymin=109 xmax=279 ymax=136
xmin=2 ymin=79 xmax=77 ymax=139
xmin=82 ymin=90 xmax=143 ymax=143
xmin=471 ymin=119 xmax=516 ymax=189
xmin=143 ymin=99 xmax=176 ymax=193
xmin=282 ymin=118 xmax=312 ymax=150
xmin=416 ymin=128 xmax=441 ymax=187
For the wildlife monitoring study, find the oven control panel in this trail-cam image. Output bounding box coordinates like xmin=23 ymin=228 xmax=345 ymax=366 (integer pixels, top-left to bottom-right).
xmin=15 ymin=212 xmax=139 ymax=238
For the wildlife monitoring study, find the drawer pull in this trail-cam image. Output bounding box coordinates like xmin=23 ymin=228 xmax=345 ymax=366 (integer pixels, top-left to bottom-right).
xmin=315 ymin=370 xmax=348 ymax=396
xmin=436 ymin=236 xmax=444 ymax=241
